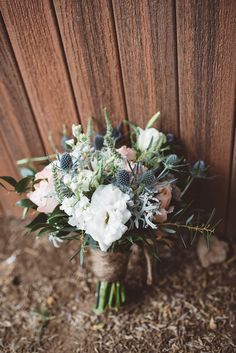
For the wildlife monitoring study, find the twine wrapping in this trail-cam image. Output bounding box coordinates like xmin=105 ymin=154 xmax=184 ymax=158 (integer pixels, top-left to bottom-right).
xmin=90 ymin=249 xmax=130 ymax=282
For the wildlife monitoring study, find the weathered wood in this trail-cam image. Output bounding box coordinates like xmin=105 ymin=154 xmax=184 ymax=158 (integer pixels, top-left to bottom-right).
xmin=227 ymin=129 xmax=236 ymax=238
xmin=0 ymin=14 xmax=44 ymax=163
xmin=0 ymin=0 xmax=79 ymax=153
xmin=0 ymin=134 xmax=22 ymax=216
xmin=112 ymin=0 xmax=179 ymax=133
xmin=54 ymin=0 xmax=126 ymax=130
xmin=176 ymin=0 xmax=236 ymax=233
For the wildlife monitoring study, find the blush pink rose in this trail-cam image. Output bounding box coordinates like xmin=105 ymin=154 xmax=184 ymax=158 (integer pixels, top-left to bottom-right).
xmin=27 ymin=164 xmax=58 ymax=214
xmin=156 ymin=185 xmax=172 ymax=209
xmin=155 ymin=206 xmax=174 ymax=223
xmin=117 ymin=145 xmax=136 ymax=161
xmin=155 ymin=208 xmax=168 ymax=223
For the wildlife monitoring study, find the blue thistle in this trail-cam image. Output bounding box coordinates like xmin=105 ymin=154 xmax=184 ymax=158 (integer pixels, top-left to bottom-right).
xmin=166 ymin=133 xmax=175 ymax=144
xmin=141 ymin=170 xmax=156 ymax=186
xmin=116 ymin=170 xmax=130 ymax=186
xmin=94 ymin=134 xmax=104 ymax=150
xmin=192 ymin=160 xmax=206 ymax=177
xmin=60 ymin=153 xmax=73 ymax=170
xmin=193 ymin=160 xmax=205 ymax=171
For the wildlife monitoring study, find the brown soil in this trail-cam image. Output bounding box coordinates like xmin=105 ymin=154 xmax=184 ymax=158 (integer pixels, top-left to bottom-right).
xmin=0 ymin=217 xmax=235 ymax=353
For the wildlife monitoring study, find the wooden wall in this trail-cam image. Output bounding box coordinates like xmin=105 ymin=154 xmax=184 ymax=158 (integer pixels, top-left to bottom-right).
xmin=0 ymin=0 xmax=235 ymax=237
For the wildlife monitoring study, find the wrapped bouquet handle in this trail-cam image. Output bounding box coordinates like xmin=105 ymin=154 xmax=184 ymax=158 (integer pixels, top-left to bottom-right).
xmin=90 ymin=249 xmax=130 ymax=313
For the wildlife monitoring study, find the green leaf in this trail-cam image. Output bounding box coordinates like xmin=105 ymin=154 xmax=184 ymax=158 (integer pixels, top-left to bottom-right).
xmin=161 ymin=227 xmax=176 ymax=234
xmin=16 ymin=198 xmax=37 ymax=209
xmin=22 ymin=207 xmax=29 ymax=219
xmin=27 ymin=213 xmax=48 ymax=229
xmin=186 ymin=214 xmax=194 ymax=225
xmin=47 ymin=213 xmax=67 ymax=224
xmin=146 ymin=111 xmax=160 ymax=128
xmin=0 ymin=176 xmax=17 ymax=188
xmin=15 ymin=176 xmax=33 ymax=193
xmin=30 ymin=223 xmax=49 ymax=232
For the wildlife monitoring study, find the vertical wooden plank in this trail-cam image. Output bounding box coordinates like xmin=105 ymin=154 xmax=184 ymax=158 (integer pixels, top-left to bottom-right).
xmin=227 ymin=128 xmax=236 ymax=238
xmin=0 ymin=134 xmax=22 ymax=217
xmin=0 ymin=14 xmax=44 ymax=162
xmin=0 ymin=0 xmax=79 ymax=153
xmin=53 ymin=0 xmax=126 ymax=130
xmin=112 ymin=0 xmax=179 ymax=133
xmin=176 ymin=0 xmax=236 ymax=233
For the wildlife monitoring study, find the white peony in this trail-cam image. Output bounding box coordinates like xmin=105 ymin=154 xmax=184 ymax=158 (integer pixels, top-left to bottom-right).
xmin=85 ymin=184 xmax=131 ymax=251
xmin=137 ymin=127 xmax=162 ymax=152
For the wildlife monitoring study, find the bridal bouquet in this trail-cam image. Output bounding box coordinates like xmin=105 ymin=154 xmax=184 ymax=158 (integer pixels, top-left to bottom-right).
xmin=1 ymin=111 xmax=217 ymax=313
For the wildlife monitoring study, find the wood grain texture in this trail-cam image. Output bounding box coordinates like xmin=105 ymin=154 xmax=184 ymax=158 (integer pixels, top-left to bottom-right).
xmin=54 ymin=0 xmax=126 ymax=130
xmin=0 ymin=14 xmax=44 ymax=164
xmin=0 ymin=134 xmax=22 ymax=217
xmin=227 ymin=127 xmax=236 ymax=238
xmin=176 ymin=0 xmax=236 ymax=233
xmin=0 ymin=0 xmax=79 ymax=153
xmin=112 ymin=0 xmax=179 ymax=133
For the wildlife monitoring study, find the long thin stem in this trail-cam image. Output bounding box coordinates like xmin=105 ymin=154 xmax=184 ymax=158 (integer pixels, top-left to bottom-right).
xmin=17 ymin=155 xmax=56 ymax=165
xmin=115 ymin=282 xmax=121 ymax=310
xmin=163 ymin=222 xmax=215 ymax=234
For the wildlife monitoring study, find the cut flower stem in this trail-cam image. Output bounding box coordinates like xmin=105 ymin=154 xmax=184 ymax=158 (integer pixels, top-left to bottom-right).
xmin=94 ymin=281 xmax=126 ymax=314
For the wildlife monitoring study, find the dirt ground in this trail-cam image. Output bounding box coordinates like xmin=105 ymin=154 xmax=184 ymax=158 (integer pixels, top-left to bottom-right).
xmin=0 ymin=217 xmax=235 ymax=353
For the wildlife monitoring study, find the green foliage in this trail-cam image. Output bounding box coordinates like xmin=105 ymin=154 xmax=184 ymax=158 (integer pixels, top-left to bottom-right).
xmin=146 ymin=111 xmax=161 ymax=128
xmin=16 ymin=198 xmax=37 ymax=209
xmin=86 ymin=117 xmax=93 ymax=140
xmin=0 ymin=176 xmax=17 ymax=189
xmin=15 ymin=176 xmax=34 ymax=193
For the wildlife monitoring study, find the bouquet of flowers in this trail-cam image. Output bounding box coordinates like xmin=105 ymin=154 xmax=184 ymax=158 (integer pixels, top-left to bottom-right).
xmin=1 ymin=110 xmax=218 ymax=313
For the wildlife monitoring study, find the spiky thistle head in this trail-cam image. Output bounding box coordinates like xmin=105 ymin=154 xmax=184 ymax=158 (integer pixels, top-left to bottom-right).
xmin=141 ymin=170 xmax=156 ymax=186
xmin=116 ymin=170 xmax=130 ymax=186
xmin=60 ymin=153 xmax=73 ymax=170
xmin=94 ymin=134 xmax=104 ymax=150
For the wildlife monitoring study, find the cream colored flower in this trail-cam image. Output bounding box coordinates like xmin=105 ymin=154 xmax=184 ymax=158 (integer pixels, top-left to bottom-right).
xmin=137 ymin=127 xmax=162 ymax=152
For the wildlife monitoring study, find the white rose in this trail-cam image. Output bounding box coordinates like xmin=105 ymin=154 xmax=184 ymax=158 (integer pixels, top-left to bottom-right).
xmin=137 ymin=127 xmax=162 ymax=152
xmin=85 ymin=184 xmax=131 ymax=251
